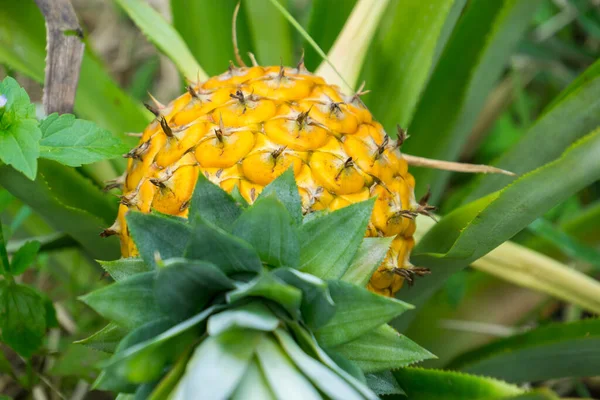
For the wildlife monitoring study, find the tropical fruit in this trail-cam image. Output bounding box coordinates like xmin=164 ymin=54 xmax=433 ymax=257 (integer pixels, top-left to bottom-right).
xmin=83 ymin=172 xmax=432 ymax=398
xmin=109 ymin=62 xmax=428 ymax=296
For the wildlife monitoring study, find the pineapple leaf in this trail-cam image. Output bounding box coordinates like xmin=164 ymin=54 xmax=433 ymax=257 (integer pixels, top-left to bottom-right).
xmin=287 ymin=322 xmax=377 ymax=399
xmin=230 ymin=185 xmax=249 ymax=209
xmin=341 ymin=237 xmax=394 ymax=287
xmin=397 ymin=127 xmax=600 ymax=327
xmin=97 ymin=318 xmax=175 ymax=388
xmin=189 ymin=172 xmax=241 ymax=231
xmin=447 ymin=319 xmax=600 ymax=383
xmin=98 ymin=258 xmax=150 ymax=282
xmin=185 ymin=215 xmax=262 ymax=275
xmin=299 ymin=198 xmax=375 ymax=279
xmin=173 ymin=330 xmax=263 ymax=399
xmin=208 ymin=302 xmax=279 ymax=336
xmin=331 ymin=324 xmax=435 ymax=373
xmin=227 ymin=273 xmax=302 ymax=319
xmin=255 ymin=335 xmax=322 ymax=400
xmin=230 ymin=358 xmax=276 ymax=400
xmin=273 ymin=268 xmax=335 ymax=330
xmin=365 ymin=371 xmax=405 ymax=396
xmin=126 ymin=211 xmax=191 ymax=268
xmin=257 ymin=168 xmax=303 ymax=226
xmin=273 ymin=329 xmax=372 ymax=400
xmin=392 ymin=367 xmax=524 ymax=400
xmin=405 ymin=0 xmax=543 ymax=199
xmin=233 ymin=195 xmax=300 ymax=269
xmin=465 ymin=58 xmax=600 ymax=202
xmin=99 ymin=307 xmax=217 ymax=388
xmin=80 ymin=271 xmax=164 ymax=330
xmin=113 ymin=0 xmax=207 ymax=82
xmin=75 ymin=322 xmax=127 ymax=354
xmin=244 ymin=0 xmax=293 ymax=66
xmin=148 ymin=347 xmax=193 ymax=400
xmin=315 ymin=281 xmax=413 ymax=347
xmin=154 ymin=258 xmax=234 ymax=320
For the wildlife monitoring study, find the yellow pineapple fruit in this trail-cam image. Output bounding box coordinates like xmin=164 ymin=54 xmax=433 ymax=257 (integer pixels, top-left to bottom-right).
xmin=107 ymin=62 xmax=431 ymax=297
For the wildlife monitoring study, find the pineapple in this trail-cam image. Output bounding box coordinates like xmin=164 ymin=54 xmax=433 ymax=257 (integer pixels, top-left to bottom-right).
xmin=83 ymin=172 xmax=433 ymax=398
xmin=109 ymin=61 xmax=430 ymax=297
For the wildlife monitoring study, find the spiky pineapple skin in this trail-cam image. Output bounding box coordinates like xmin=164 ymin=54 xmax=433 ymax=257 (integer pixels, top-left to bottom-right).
xmin=114 ymin=65 xmax=418 ymax=296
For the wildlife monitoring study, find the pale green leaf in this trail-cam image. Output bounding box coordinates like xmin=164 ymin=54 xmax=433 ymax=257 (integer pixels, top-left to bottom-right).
xmin=341 ymin=237 xmax=393 ymax=287
xmin=208 ymin=303 xmax=279 ymax=336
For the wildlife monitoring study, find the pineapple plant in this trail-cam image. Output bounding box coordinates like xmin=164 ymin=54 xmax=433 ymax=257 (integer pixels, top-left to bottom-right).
xmin=108 ymin=61 xmax=432 ymax=298
xmin=81 ymin=171 xmax=435 ymax=398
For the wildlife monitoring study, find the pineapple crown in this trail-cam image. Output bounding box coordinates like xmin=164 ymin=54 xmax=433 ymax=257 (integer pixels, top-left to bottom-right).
xmin=79 ymin=169 xmax=434 ymax=399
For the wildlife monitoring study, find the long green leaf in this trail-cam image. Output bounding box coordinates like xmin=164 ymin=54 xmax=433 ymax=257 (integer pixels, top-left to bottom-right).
xmin=303 ymin=0 xmax=357 ymax=71
xmin=170 ymin=0 xmax=253 ymax=76
xmin=403 ymin=0 xmax=542 ymax=199
xmin=113 ymin=0 xmax=207 ymax=82
xmin=465 ymin=58 xmax=600 ymax=202
xmin=0 ymin=0 xmax=148 ymax=140
xmin=396 ymin=128 xmax=600 ymax=329
xmin=244 ymin=0 xmax=293 ymax=66
xmin=363 ymin=0 xmax=467 ymax=130
xmin=0 ymin=163 xmax=120 ymax=260
xmin=332 ymin=324 xmax=435 ymax=373
xmin=392 ymin=367 xmax=523 ymax=400
xmin=448 ymin=319 xmax=600 ymax=383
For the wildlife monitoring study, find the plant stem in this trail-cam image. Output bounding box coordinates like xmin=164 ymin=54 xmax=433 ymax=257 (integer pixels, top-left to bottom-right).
xmin=0 ymin=223 xmax=13 ymax=280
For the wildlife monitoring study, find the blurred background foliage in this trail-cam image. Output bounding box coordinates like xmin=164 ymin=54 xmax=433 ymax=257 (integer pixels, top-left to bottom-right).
xmin=0 ymin=0 xmax=599 ymax=398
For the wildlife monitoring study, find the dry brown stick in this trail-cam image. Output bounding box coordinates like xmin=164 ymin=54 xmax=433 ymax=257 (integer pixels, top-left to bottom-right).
xmin=35 ymin=0 xmax=85 ymax=115
xmin=403 ymin=154 xmax=516 ymax=176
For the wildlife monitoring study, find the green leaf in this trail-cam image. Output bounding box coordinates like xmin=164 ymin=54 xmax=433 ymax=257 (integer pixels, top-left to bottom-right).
xmin=155 ymin=258 xmax=234 ymax=320
xmin=126 ymin=211 xmax=191 ymax=268
xmin=0 ymin=281 xmax=46 ymax=357
xmin=170 ymin=0 xmax=254 ymax=76
xmin=363 ymin=0 xmax=466 ymax=130
xmin=303 ymin=0 xmax=357 ymax=71
xmin=8 ymin=240 xmax=40 ymax=275
xmin=244 ymin=0 xmax=293 ymax=66
xmin=273 ymin=329 xmax=368 ymax=400
xmin=341 ymin=237 xmax=393 ymax=287
xmin=397 ymin=128 xmax=600 ymax=328
xmin=0 ymin=76 xmax=40 ymax=180
xmin=208 ymin=302 xmax=279 ymax=336
xmin=231 ymin=358 xmax=276 ymax=400
xmin=365 ymin=371 xmax=405 ymax=397
xmin=189 ymin=173 xmax=241 ymax=230
xmin=185 ymin=216 xmax=262 ymax=275
xmin=448 ymin=319 xmax=600 ymax=383
xmin=233 ymin=196 xmax=300 ymax=269
xmin=38 ymin=113 xmax=129 ymax=167
xmin=114 ymin=0 xmax=206 ymax=81
xmin=0 ymin=162 xmax=120 ymax=260
xmin=102 ymin=308 xmax=216 ymax=386
xmin=148 ymin=347 xmax=192 ymax=400
xmin=404 ymin=0 xmax=543 ymax=199
xmin=299 ymin=199 xmax=374 ymax=279
xmin=527 ymin=218 xmax=600 ymax=269
xmin=257 ymin=168 xmax=302 ymax=226
xmin=273 ymin=268 xmax=335 ymax=330
xmin=80 ymin=271 xmax=164 ymax=330
xmin=316 ymin=280 xmax=413 ymax=347
xmin=75 ymin=322 xmax=127 ymax=353
xmin=392 ymin=367 xmax=523 ymax=400
xmin=465 ymin=58 xmax=600 ymax=202
xmin=173 ymin=330 xmax=263 ymax=399
xmin=287 ymin=322 xmax=377 ymax=400
xmin=0 ymin=225 xmax=8 ymax=277
xmin=227 ymin=273 xmax=302 ymax=319
xmin=500 ymin=390 xmax=560 ymax=400
xmin=331 ymin=324 xmax=435 ymax=373
xmin=99 ymin=258 xmax=151 ymax=282
xmin=255 ymin=335 xmax=322 ymax=400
